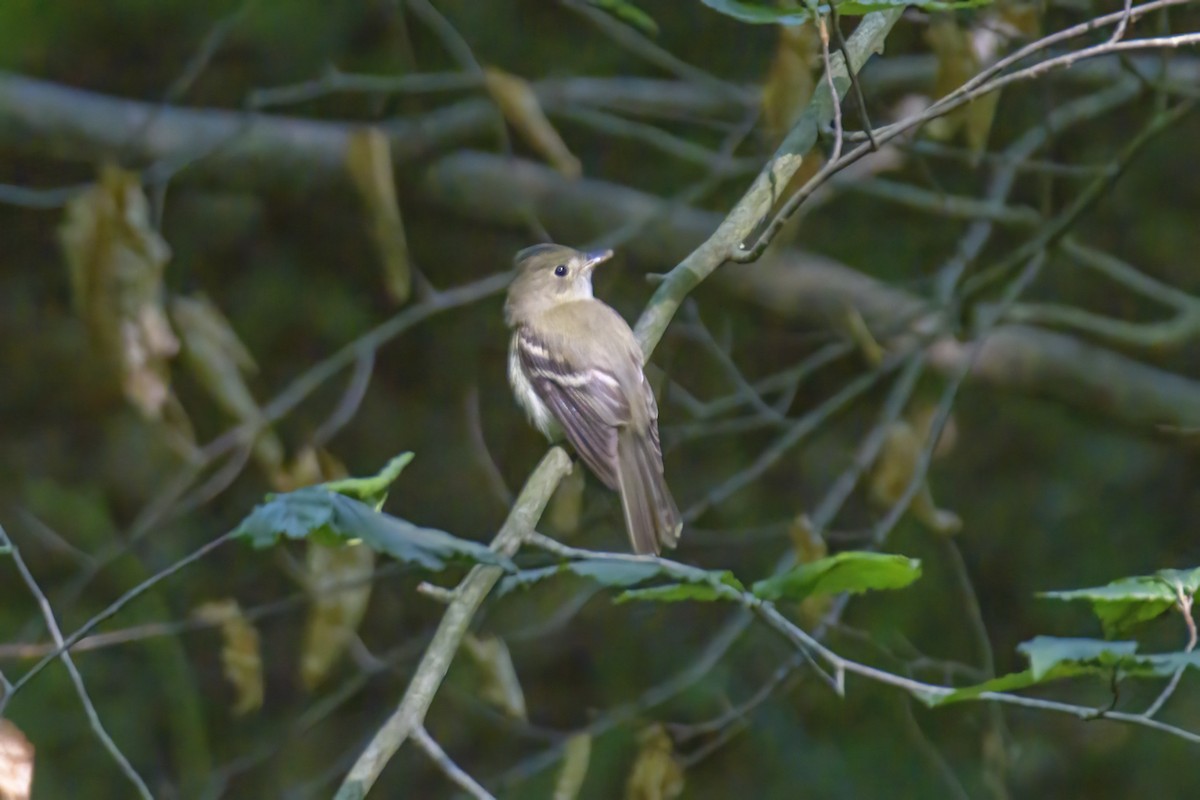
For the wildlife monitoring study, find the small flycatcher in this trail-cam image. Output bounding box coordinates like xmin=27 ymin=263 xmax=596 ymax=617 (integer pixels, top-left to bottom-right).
xmin=505 ymin=244 xmax=682 ymax=555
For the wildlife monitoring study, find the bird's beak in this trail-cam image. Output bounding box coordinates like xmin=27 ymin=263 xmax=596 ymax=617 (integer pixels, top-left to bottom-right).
xmin=581 ymin=249 xmax=614 ymax=272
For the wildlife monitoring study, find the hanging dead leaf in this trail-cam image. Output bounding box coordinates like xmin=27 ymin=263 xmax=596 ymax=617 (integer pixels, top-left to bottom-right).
xmin=762 ymin=23 xmax=820 ymax=146
xmin=0 ymin=720 xmax=33 ymax=800
xmin=842 ymin=307 xmax=885 ymax=366
xmin=463 ymin=633 xmax=527 ymax=720
xmin=925 ymin=16 xmax=1002 ymax=157
xmin=273 ymin=445 xmax=349 ymax=492
xmin=59 ymin=164 xmax=180 ymax=420
xmin=870 ymin=421 xmax=962 ymax=536
xmin=547 ymin=466 xmax=585 ymax=536
xmin=625 ymin=723 xmax=683 ymax=800
xmin=346 ymin=127 xmax=412 ymax=304
xmin=301 ymin=540 xmax=376 ymax=689
xmin=194 ymin=599 xmax=263 ymax=715
xmin=484 ymin=67 xmax=582 ymax=179
xmin=552 ymin=733 xmax=592 ymax=800
xmin=171 ymin=294 xmax=284 ymax=476
xmin=908 ymin=403 xmax=958 ymax=460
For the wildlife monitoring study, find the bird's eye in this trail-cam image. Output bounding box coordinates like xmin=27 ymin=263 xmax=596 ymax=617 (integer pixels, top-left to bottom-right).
xmin=554 ymin=264 xmax=568 ymax=277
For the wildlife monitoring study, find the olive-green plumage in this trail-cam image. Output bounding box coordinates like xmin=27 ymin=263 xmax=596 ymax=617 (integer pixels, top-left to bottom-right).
xmin=505 ymin=244 xmax=681 ymax=555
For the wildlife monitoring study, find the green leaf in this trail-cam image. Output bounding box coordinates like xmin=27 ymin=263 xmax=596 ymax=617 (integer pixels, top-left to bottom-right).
xmin=616 ymin=571 xmax=744 ymax=604
xmin=1039 ymin=567 xmax=1200 ymax=637
xmin=699 ymin=0 xmax=991 ymax=24
xmin=751 ymin=551 xmax=921 ymax=602
xmin=922 ymin=636 xmax=1200 ymax=707
xmin=498 ymin=557 xmax=742 ymax=599
xmin=234 ymin=487 xmax=511 ymax=570
xmin=699 ymin=0 xmax=810 ymax=25
xmin=587 ymin=0 xmax=659 ymax=35
xmin=1019 ymin=636 xmax=1139 ymax=680
xmin=322 ymin=452 xmax=415 ymax=508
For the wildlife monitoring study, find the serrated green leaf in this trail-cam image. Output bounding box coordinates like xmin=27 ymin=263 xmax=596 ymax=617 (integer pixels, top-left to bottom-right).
xmin=498 ymin=558 xmax=741 ymax=599
xmin=752 ymin=551 xmax=921 ymax=602
xmin=1018 ymin=636 xmax=1139 ymax=680
xmin=922 ymin=636 xmax=1200 ymax=707
xmin=700 ymin=0 xmax=991 ymax=24
xmin=322 ymin=452 xmax=415 ymax=508
xmin=234 ymin=487 xmax=510 ymax=570
xmin=1039 ymin=567 xmax=1200 ymax=637
xmin=616 ymin=572 xmax=743 ymax=604
xmin=588 ymin=0 xmax=659 ymax=35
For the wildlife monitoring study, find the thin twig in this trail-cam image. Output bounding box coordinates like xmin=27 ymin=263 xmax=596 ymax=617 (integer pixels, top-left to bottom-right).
xmin=412 ymin=727 xmax=497 ymax=800
xmin=0 ymin=524 xmax=154 ymax=799
xmin=1141 ymin=583 xmax=1197 ymax=719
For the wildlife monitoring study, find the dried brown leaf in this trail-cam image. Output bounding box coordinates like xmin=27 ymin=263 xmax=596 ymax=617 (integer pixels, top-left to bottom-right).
xmin=346 ymin=128 xmax=412 ymax=304
xmin=0 ymin=720 xmax=33 ymax=800
xmin=194 ymin=599 xmax=263 ymax=715
xmin=463 ymin=633 xmax=527 ymax=720
xmin=625 ymin=723 xmax=683 ymax=800
xmin=870 ymin=421 xmax=961 ymax=536
xmin=172 ymin=294 xmax=283 ymax=474
xmin=59 ymin=164 xmax=179 ymax=420
xmin=484 ymin=67 xmax=582 ymax=179
xmin=552 ymin=733 xmax=592 ymax=800
xmin=301 ymin=540 xmax=375 ymax=689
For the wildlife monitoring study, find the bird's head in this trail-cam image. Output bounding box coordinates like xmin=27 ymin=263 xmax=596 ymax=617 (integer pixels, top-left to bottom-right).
xmin=505 ymin=243 xmax=613 ymax=325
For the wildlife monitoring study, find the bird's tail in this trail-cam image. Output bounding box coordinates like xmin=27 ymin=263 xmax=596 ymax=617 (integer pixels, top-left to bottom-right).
xmin=616 ymin=429 xmax=682 ymax=555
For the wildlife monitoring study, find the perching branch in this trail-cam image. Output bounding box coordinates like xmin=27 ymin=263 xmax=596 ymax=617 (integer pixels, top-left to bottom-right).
xmin=333 ymin=447 xmax=572 ymax=800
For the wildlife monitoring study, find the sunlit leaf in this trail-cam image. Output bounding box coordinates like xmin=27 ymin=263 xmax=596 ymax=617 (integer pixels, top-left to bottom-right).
xmin=752 ymin=551 xmax=921 ymax=602
xmin=346 ymin=127 xmax=412 ymax=304
xmin=552 ymin=733 xmax=592 ymax=800
xmin=172 ymin=294 xmax=283 ymax=475
xmin=484 ymin=66 xmax=582 ymax=178
xmin=586 ymin=0 xmax=658 ymax=35
xmin=463 ymin=634 xmax=528 ymax=719
xmin=0 ymin=719 xmax=33 ymax=800
xmin=59 ymin=164 xmax=180 ymax=421
xmin=234 ymin=488 xmax=511 ymax=570
xmin=1040 ymin=567 xmax=1200 ymax=638
xmin=322 ymin=452 xmax=415 ymax=508
xmin=194 ymin=599 xmax=263 ymax=715
xmin=869 ymin=421 xmax=961 ymax=535
xmin=301 ymin=540 xmax=375 ymax=689
xmin=625 ymin=723 xmax=683 ymax=800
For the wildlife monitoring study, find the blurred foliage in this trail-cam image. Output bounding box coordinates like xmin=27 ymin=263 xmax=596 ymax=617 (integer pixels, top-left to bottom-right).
xmin=0 ymin=1 xmax=1198 ymax=799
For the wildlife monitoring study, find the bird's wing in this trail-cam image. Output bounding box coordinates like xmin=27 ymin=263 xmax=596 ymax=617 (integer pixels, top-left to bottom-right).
xmin=514 ymin=327 xmax=627 ymax=490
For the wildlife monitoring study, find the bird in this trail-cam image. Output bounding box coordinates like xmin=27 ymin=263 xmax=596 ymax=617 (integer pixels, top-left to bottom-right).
xmin=504 ymin=243 xmax=682 ymax=555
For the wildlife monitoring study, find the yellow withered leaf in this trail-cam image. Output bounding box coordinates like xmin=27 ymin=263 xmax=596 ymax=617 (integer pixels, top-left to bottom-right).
xmin=789 ymin=513 xmax=832 ymax=624
xmin=547 ymin=465 xmax=585 ymax=536
xmin=552 ymin=733 xmax=592 ymax=800
xmin=484 ymin=66 xmax=582 ymax=179
xmin=171 ymin=294 xmax=283 ymax=475
xmin=870 ymin=421 xmax=962 ymax=536
xmin=59 ymin=164 xmax=179 ymax=420
xmin=194 ymin=599 xmax=263 ymax=715
xmin=301 ymin=539 xmax=375 ymax=689
xmin=0 ymin=719 xmax=33 ymax=800
xmin=925 ymin=16 xmax=999 ymax=157
xmin=346 ymin=128 xmax=412 ymax=304
xmin=625 ymin=724 xmax=683 ymax=800
xmin=463 ymin=633 xmax=527 ymax=720
xmin=762 ymin=23 xmax=820 ymax=146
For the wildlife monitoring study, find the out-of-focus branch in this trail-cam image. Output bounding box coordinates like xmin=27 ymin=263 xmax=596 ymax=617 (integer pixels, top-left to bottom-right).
xmin=419 ymin=152 xmax=1200 ymax=431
